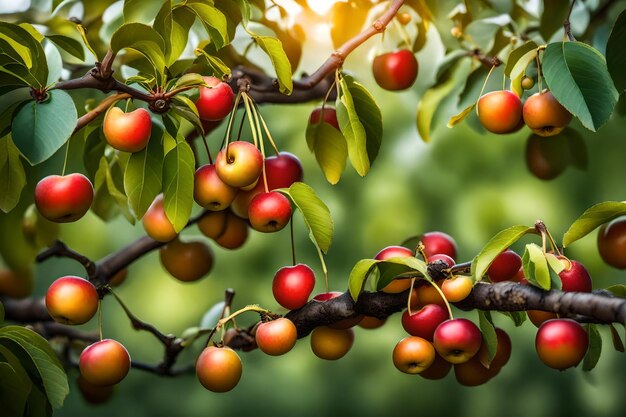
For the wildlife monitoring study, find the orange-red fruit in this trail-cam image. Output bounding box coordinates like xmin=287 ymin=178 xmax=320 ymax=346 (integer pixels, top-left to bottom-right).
xmin=358 ymin=316 xmax=387 ymax=329
xmin=195 ymin=76 xmax=235 ymax=121
xmin=0 ymin=268 xmax=35 ymax=299
xmin=421 ymin=231 xmax=458 ymax=260
xmin=477 ymin=90 xmax=523 ymax=134
xmin=215 ymin=141 xmax=263 ymax=188
xmin=527 ymin=310 xmax=558 ymax=328
xmin=310 ymin=326 xmax=354 ymax=360
xmin=79 ymin=339 xmax=131 ymax=386
xmin=194 ymin=164 xmax=237 ymax=210
xmin=523 ymin=90 xmax=572 ymax=137
xmin=247 ymin=191 xmax=292 ymax=233
xmin=45 ymin=276 xmax=99 ymax=325
xmin=255 ymin=318 xmax=298 ymax=356
xmin=419 ymin=353 xmax=452 ymax=380
xmin=197 ymin=210 xmax=228 ymax=239
xmin=195 ymin=346 xmax=242 ymax=392
xmin=372 ymin=50 xmax=418 ymax=91
xmin=159 ymin=238 xmax=213 ymax=282
xmin=142 ymin=194 xmax=177 ymax=242
xmin=103 ymin=107 xmax=152 ymax=153
xmin=441 ymin=276 xmax=473 ymax=302
xmin=77 ymin=375 xmax=114 ymax=404
xmin=597 ymin=218 xmax=626 ymax=269
xmin=392 ymin=336 xmax=436 ymax=374
xmin=433 ymin=318 xmax=482 ymax=364
xmin=214 ymin=212 xmax=249 ymax=250
xmin=35 ymin=174 xmax=94 ymax=223
xmin=535 ymin=319 xmax=588 ymax=370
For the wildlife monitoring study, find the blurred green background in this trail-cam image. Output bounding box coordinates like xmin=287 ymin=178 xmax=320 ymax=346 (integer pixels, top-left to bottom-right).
xmin=2 ymin=1 xmax=626 ymax=416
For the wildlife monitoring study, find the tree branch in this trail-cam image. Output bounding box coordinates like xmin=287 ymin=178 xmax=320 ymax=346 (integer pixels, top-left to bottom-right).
xmin=74 ymin=93 xmax=130 ymax=134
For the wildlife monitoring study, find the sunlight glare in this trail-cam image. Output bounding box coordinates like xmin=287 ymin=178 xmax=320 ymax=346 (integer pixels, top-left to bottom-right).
xmin=308 ymin=0 xmax=342 ymax=16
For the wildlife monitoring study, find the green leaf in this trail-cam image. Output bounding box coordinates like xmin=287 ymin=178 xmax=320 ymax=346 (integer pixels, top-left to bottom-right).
xmin=562 ymin=201 xmax=626 ymax=247
xmin=162 ymin=138 xmax=195 ymax=232
xmin=186 ymin=3 xmax=229 ymax=50
xmin=336 ymin=77 xmax=369 ymax=176
xmin=83 ymin=127 xmax=106 ymax=180
xmin=123 ymin=0 xmax=163 ymax=24
xmin=173 ymin=73 xmax=206 ymax=89
xmin=522 ymin=243 xmax=551 ymax=290
xmin=344 ymin=76 xmax=382 ymax=165
xmin=478 ymin=311 xmax=497 ymax=366
xmin=92 ymin=157 xmax=119 ymax=222
xmin=154 ymin=1 xmax=194 ymax=65
xmin=0 ymin=326 xmax=69 ymax=409
xmin=25 ymin=386 xmax=52 ymax=417
xmin=582 ymin=324 xmax=602 ymax=372
xmin=11 ymin=90 xmax=77 ymax=165
xmin=171 ymin=96 xmax=203 ymax=132
xmin=606 ymin=9 xmax=626 ymax=93
xmin=0 ymin=22 xmax=47 ymax=87
xmin=464 ymin=14 xmax=511 ymax=52
xmin=375 ymin=257 xmax=427 ymax=291
xmin=471 ymin=225 xmax=535 ymax=282
xmin=605 ymin=284 xmax=626 ymax=298
xmin=0 ymin=301 xmax=3 ymax=322
xmin=505 ymin=41 xmax=538 ymax=77
xmin=0 ymin=362 xmax=29 ymax=417
xmin=110 ymin=23 xmax=166 ymax=82
xmin=447 ymin=102 xmax=475 ymax=128
xmin=305 ymin=119 xmax=347 ymax=185
xmin=105 ymin=156 xmax=135 ymax=224
xmin=283 ymin=182 xmax=333 ymax=254
xmin=509 ymin=48 xmax=538 ymax=82
xmin=348 ymin=259 xmax=379 ymax=301
xmin=540 ymin=0 xmax=570 ymax=41
xmin=542 ymin=42 xmax=619 ymax=132
xmin=199 ymin=301 xmax=226 ymax=329
xmin=45 ymin=35 xmax=84 ymax=61
xmin=609 ymin=324 xmax=625 ymax=352
xmin=0 ymin=135 xmax=26 ymax=213
xmin=124 ymin=127 xmax=163 ymax=219
xmin=499 ymin=311 xmax=527 ymax=327
xmin=252 ymin=35 xmax=293 ymax=95
xmin=194 ymin=49 xmax=231 ymax=79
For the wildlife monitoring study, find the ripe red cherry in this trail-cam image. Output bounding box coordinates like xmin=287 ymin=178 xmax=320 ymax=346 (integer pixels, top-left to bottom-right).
xmin=79 ymin=339 xmax=131 ymax=386
xmin=401 ymin=304 xmax=449 ymax=341
xmin=265 ymin=152 xmax=304 ymax=189
xmin=558 ymin=258 xmax=592 ymax=292
xmin=248 ymin=191 xmax=292 ymax=233
xmin=309 ymin=107 xmax=340 ymax=130
xmin=35 ymin=174 xmax=94 ymax=223
xmin=195 ymin=76 xmax=235 ymax=121
xmin=103 ymin=107 xmax=152 ymax=152
xmin=273 ymin=264 xmax=316 ymax=310
xmin=535 ymin=319 xmax=588 ymax=370
xmin=523 ymin=90 xmax=572 ymax=137
xmin=374 ymin=245 xmax=414 ymax=293
xmin=488 ymin=249 xmax=522 ymax=282
xmin=193 ymin=164 xmax=237 ymax=211
xmin=477 ymin=90 xmax=523 ymax=134
xmin=372 ymin=49 xmax=418 ymax=91
xmin=421 ymin=231 xmax=457 ymax=260
xmin=433 ymin=318 xmax=482 ymax=364
xmin=428 ymin=253 xmax=455 ymax=268
xmin=255 ymin=317 xmax=298 ymax=356
xmin=597 ymin=218 xmax=626 ymax=269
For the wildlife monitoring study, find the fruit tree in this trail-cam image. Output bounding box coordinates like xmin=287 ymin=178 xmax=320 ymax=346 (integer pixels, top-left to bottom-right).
xmin=0 ymin=0 xmax=625 ymax=416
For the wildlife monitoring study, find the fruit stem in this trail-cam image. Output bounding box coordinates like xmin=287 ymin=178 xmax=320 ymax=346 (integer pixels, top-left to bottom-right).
xmin=536 ymin=220 xmax=562 ymax=256
xmin=290 ymin=216 xmax=297 ymax=266
xmin=245 ymin=94 xmax=269 ymax=193
xmin=415 ymin=241 xmax=428 ymax=262
xmin=407 ymin=277 xmax=416 ymax=315
xmin=242 ymin=93 xmax=260 ymax=150
xmin=60 ymin=139 xmax=71 ymax=176
xmin=535 ymin=52 xmax=543 ymax=92
xmin=206 ymin=304 xmax=272 ymax=346
xmin=200 ymin=131 xmax=213 ymax=165
xmin=224 ymin=92 xmax=243 ymax=148
xmin=321 ymin=79 xmax=337 ymax=110
xmin=124 ymin=98 xmax=131 ymax=113
xmin=426 ymin=278 xmax=454 ymax=319
xmin=236 ymin=107 xmax=246 ymax=142
xmin=252 ymin=101 xmax=280 ymax=156
xmin=392 ymin=18 xmax=412 ymax=50
xmin=98 ymin=299 xmax=103 ymax=341
xmin=475 ymin=64 xmax=497 ymax=116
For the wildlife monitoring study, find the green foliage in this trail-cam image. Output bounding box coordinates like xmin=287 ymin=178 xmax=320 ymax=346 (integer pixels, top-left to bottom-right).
xmin=306 ymin=117 xmax=348 ymax=185
xmin=606 ymin=9 xmax=626 ymax=93
xmin=562 ymin=201 xmax=626 ymax=247
xmin=0 ymin=135 xmax=26 ymax=213
xmin=162 ymin=136 xmax=195 ymax=233
xmin=477 ymin=311 xmax=497 ymax=365
xmin=583 ymin=324 xmax=602 ymax=372
xmin=348 ymin=256 xmax=427 ymax=301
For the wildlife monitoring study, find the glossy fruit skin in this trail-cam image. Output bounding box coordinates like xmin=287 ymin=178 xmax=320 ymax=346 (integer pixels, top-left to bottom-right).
xmin=392 ymin=336 xmax=436 ymax=374
xmin=35 ymin=174 xmax=94 ymax=223
xmin=358 ymin=316 xmax=386 ymax=329
xmin=372 ymin=50 xmax=418 ymax=91
xmin=523 ymin=90 xmax=572 ymax=137
xmin=412 ymin=281 xmax=446 ymax=309
xmin=521 ymin=76 xmax=535 ymax=90
xmin=535 ymin=319 xmax=588 ymax=370
xmin=488 ymin=249 xmax=522 ymax=282
xmin=264 ymin=152 xmax=304 ymax=189
xmin=310 ymin=326 xmax=354 ymax=360
xmin=195 ymin=76 xmax=235 ymax=121
xmin=142 ymin=194 xmax=177 ymax=243
xmin=313 ymin=292 xmax=363 ymax=329
xmin=79 ymin=339 xmax=131 ymax=386
xmin=558 ymin=258 xmax=592 ymax=293
xmin=103 ymin=107 xmax=152 ymax=152
xmin=433 ymin=319 xmax=482 ymax=364
xmin=196 ymin=346 xmax=242 ymax=392
xmin=0 ymin=268 xmax=34 ymax=299
xmin=197 ymin=210 xmax=228 ymax=239
xmin=374 ymin=246 xmax=414 ymax=293
xmin=309 ymin=107 xmax=340 ymax=130
xmin=215 ymin=141 xmax=263 ymax=188
xmin=597 ymin=218 xmax=626 ymax=269
xmin=45 ymin=276 xmax=98 ymax=325
xmin=421 ymin=232 xmax=457 ymax=260
xmin=255 ymin=318 xmax=298 ymax=356
xmin=428 ymin=253 xmax=455 ymax=268
xmin=525 ymin=133 xmax=569 ymax=180
xmin=77 ymin=375 xmax=114 ymax=404
xmin=159 ymin=239 xmax=213 ymax=282
xmin=109 ymin=269 xmax=128 ymax=287
xmin=481 ymin=328 xmax=512 ymax=371
xmin=214 ymin=212 xmax=248 ymax=250
xmin=248 ymin=191 xmax=292 ymax=233
xmin=527 ymin=310 xmax=558 ymax=328
xmin=477 ymin=91 xmax=523 ymax=134
xmin=441 ymin=276 xmax=473 ymax=302
xmin=419 ymin=353 xmax=452 ymax=380
xmin=194 ymin=164 xmax=237 ymax=210
xmin=401 ymin=304 xmax=449 ymax=341
xmin=272 ymin=264 xmax=316 ymax=310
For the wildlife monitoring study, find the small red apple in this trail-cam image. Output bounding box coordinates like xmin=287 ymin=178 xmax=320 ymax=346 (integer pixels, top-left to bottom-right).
xmin=535 ymin=319 xmax=588 ymax=370
xmin=421 ymin=231 xmax=457 ymax=260
xmin=488 ymin=249 xmax=522 ymax=282
xmin=309 ymin=107 xmax=340 ymax=130
xmin=248 ymin=191 xmax=292 ymax=233
xmin=433 ymin=318 xmax=482 ymax=364
xmin=195 ymin=76 xmax=235 ymax=121
xmin=255 ymin=317 xmax=298 ymax=356
xmin=401 ymin=304 xmax=449 ymax=341
xmin=45 ymin=276 xmax=99 ymax=325
xmin=372 ymin=50 xmax=418 ymax=91
xmin=103 ymin=107 xmax=152 ymax=153
xmin=597 ymin=218 xmax=626 ymax=269
xmin=215 ymin=141 xmax=263 ymax=188
xmin=193 ymin=164 xmax=237 ymax=210
xmin=558 ymin=258 xmax=592 ymax=293
xmin=35 ymin=174 xmax=94 ymax=223
xmin=195 ymin=346 xmax=242 ymax=392
xmin=523 ymin=90 xmax=572 ymax=137
xmin=374 ymin=245 xmax=414 ymax=293
xmin=477 ymin=90 xmax=523 ymax=134
xmin=273 ymin=264 xmax=316 ymax=310
xmin=392 ymin=336 xmax=436 ymax=374
xmin=79 ymin=339 xmax=131 ymax=386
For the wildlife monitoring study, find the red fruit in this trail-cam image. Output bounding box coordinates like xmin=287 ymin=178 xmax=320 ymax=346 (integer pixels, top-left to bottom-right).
xmin=79 ymin=339 xmax=131 ymax=386
xmin=272 ymin=264 xmax=316 ymax=310
xmin=193 ymin=164 xmax=237 ymax=210
xmin=372 ymin=50 xmax=418 ymax=91
xmin=523 ymin=90 xmax=572 ymax=137
xmin=103 ymin=107 xmax=152 ymax=152
xmin=34 ymin=174 xmax=94 ymax=223
xmin=215 ymin=141 xmax=263 ymax=188
xmin=392 ymin=336 xmax=436 ymax=374
xmin=597 ymin=218 xmax=626 ymax=269
xmin=195 ymin=346 xmax=242 ymax=392
xmin=421 ymin=232 xmax=457 ymax=260
xmin=477 ymin=90 xmax=523 ymax=134
xmin=142 ymin=194 xmax=177 ymax=242
xmin=248 ymin=191 xmax=292 ymax=233
xmin=401 ymin=304 xmax=449 ymax=341
xmin=309 ymin=107 xmax=340 ymax=130
xmin=195 ymin=76 xmax=235 ymax=121
xmin=374 ymin=245 xmax=414 ymax=293
xmin=558 ymin=258 xmax=592 ymax=293
xmin=433 ymin=318 xmax=482 ymax=364
xmin=255 ymin=318 xmax=298 ymax=356
xmin=488 ymin=249 xmax=522 ymax=282
xmin=419 ymin=353 xmax=452 ymax=380
xmin=214 ymin=212 xmax=248 ymax=249
xmin=45 ymin=276 xmax=99 ymax=325
xmin=535 ymin=319 xmax=588 ymax=370
xmin=310 ymin=326 xmax=354 ymax=360
xmin=264 ymin=152 xmax=304 ymax=189
xmin=428 ymin=253 xmax=455 ymax=268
